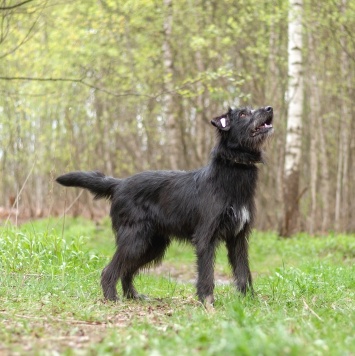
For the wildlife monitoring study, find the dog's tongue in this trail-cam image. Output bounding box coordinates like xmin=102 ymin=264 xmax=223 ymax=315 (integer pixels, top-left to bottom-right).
xmin=260 ymin=122 xmax=272 ymax=129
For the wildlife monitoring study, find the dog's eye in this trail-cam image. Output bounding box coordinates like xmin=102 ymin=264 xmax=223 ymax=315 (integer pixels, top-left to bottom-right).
xmin=240 ymin=113 xmax=247 ymax=118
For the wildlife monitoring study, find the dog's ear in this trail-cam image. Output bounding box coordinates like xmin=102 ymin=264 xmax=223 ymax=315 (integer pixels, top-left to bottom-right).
xmin=211 ymin=112 xmax=231 ymax=131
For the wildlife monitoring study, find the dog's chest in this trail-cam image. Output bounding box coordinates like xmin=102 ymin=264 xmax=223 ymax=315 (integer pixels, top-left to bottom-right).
xmin=224 ymin=205 xmax=251 ymax=235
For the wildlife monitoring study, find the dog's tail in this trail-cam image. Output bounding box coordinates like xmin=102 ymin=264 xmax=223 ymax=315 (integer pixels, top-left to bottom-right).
xmin=56 ymin=171 xmax=119 ymax=200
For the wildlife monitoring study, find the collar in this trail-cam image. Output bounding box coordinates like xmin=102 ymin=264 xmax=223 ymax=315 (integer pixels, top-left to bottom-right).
xmin=229 ymin=157 xmax=263 ymax=166
xmin=223 ymin=152 xmax=264 ymax=166
xmin=212 ymin=148 xmax=264 ymax=166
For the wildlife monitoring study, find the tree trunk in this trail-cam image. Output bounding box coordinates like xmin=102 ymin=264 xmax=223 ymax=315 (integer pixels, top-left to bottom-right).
xmin=309 ymin=93 xmax=318 ymax=234
xmin=162 ymin=0 xmax=179 ymax=170
xmin=317 ymin=112 xmax=330 ymax=232
xmin=280 ymin=0 xmax=303 ymax=237
xmin=334 ymin=0 xmax=351 ymax=232
xmin=308 ymin=33 xmax=319 ymax=234
xmin=195 ymin=50 xmax=209 ymax=166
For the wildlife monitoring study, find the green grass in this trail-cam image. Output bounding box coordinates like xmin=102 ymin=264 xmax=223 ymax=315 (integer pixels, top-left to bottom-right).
xmin=0 ymin=218 xmax=354 ymax=355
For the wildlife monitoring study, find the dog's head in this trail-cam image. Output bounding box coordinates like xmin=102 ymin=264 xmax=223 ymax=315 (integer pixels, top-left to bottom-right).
xmin=211 ymin=106 xmax=274 ymax=152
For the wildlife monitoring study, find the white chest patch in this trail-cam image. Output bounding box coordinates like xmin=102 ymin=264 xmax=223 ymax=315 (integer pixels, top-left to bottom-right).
xmin=236 ymin=206 xmax=251 ymax=234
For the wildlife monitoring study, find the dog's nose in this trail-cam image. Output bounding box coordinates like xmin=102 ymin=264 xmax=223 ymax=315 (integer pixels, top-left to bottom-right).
xmin=265 ymin=106 xmax=273 ymax=113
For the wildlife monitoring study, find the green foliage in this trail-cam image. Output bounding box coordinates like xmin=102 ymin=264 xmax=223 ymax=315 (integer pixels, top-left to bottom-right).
xmin=0 ymin=218 xmax=354 ymax=354
xmin=0 ymin=223 xmax=101 ymax=275
xmin=0 ymin=0 xmax=288 ymax=177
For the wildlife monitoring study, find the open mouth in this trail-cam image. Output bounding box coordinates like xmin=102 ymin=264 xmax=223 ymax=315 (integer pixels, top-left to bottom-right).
xmin=251 ymin=117 xmax=273 ymax=137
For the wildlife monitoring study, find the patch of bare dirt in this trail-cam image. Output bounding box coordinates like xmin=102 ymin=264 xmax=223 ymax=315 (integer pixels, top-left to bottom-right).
xmin=0 ymin=297 xmax=196 ymax=354
xmin=148 ymin=262 xmax=232 ymax=285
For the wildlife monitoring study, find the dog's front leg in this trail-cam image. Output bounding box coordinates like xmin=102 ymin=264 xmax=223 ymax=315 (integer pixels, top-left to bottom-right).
xmin=195 ymin=239 xmax=217 ymax=306
xmin=226 ymin=227 xmax=253 ymax=295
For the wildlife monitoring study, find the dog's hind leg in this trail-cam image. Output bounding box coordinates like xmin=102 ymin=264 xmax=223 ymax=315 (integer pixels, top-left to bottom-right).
xmin=226 ymin=227 xmax=253 ymax=295
xmin=100 ymin=225 xmax=142 ymax=301
xmin=100 ymin=246 xmax=143 ymax=301
xmin=121 ymin=273 xmax=140 ymax=299
xmin=120 ymin=235 xmax=170 ymax=299
xmin=101 ymin=249 xmax=122 ymax=301
xmin=101 ymin=224 xmax=170 ymax=301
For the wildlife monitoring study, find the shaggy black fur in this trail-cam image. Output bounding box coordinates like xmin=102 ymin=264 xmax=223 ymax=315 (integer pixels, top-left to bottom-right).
xmin=56 ymin=106 xmax=274 ymax=305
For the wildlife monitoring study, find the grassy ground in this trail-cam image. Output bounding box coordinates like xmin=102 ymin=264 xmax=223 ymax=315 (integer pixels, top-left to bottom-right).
xmin=0 ymin=217 xmax=354 ymax=355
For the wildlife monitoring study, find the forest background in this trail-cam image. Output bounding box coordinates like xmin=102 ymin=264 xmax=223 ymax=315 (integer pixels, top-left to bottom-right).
xmin=0 ymin=0 xmax=354 ymax=235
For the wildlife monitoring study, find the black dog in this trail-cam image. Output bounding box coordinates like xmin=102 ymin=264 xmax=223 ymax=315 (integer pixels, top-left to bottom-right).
xmin=56 ymin=106 xmax=274 ymax=305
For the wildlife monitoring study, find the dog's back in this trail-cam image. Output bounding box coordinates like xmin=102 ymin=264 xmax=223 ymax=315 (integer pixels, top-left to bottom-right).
xmin=110 ymin=169 xmax=200 ymax=238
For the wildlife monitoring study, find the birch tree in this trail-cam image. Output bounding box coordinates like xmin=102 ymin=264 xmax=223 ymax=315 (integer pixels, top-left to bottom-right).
xmin=162 ymin=0 xmax=179 ymax=170
xmin=281 ymin=0 xmax=303 ymax=237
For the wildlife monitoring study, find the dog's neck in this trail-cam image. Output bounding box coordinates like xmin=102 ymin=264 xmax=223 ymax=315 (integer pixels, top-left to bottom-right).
xmin=228 ymin=156 xmax=263 ymax=166
xmin=212 ymin=146 xmax=264 ymax=166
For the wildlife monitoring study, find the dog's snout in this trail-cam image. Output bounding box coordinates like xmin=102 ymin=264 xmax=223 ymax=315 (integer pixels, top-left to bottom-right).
xmin=265 ymin=106 xmax=273 ymax=113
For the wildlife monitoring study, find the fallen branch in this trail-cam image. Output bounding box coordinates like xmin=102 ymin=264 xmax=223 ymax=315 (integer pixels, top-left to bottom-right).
xmin=303 ymin=298 xmax=323 ymax=321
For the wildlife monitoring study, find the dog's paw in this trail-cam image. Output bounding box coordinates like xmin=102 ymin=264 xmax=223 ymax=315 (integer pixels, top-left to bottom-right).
xmin=102 ymin=295 xmax=119 ymax=303
xmin=202 ymin=294 xmax=215 ymax=312
xmin=136 ymin=294 xmax=150 ymax=301
xmin=126 ymin=293 xmax=150 ymax=301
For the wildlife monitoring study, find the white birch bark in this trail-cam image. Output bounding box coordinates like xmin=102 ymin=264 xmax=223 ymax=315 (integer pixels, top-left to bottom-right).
xmin=285 ymin=0 xmax=303 ymax=178
xmin=282 ymin=0 xmax=303 ymax=236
